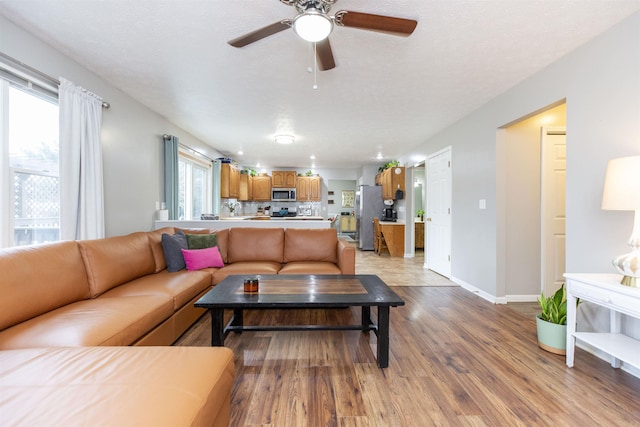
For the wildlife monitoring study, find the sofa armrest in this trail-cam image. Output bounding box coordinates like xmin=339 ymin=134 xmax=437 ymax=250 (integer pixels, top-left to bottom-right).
xmin=336 ymin=239 xmax=355 ymax=274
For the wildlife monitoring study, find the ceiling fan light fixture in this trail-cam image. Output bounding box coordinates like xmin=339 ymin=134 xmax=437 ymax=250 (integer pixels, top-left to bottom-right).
xmin=293 ymin=10 xmax=333 ymax=42
xmin=275 ymin=134 xmax=295 ymax=145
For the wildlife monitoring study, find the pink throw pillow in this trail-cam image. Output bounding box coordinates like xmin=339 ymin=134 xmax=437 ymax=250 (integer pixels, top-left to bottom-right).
xmin=181 ymin=246 xmax=224 ymax=270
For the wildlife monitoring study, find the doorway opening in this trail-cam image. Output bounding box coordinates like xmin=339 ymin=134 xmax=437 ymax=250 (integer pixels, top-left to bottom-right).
xmin=496 ymin=101 xmax=566 ymax=301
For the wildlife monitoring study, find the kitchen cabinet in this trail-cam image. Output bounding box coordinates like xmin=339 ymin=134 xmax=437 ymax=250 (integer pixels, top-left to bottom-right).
xmin=340 ymin=216 xmax=356 ymax=233
xmin=239 ymin=174 xmax=252 ymax=201
xmin=379 ymin=167 xmax=405 ymax=200
xmin=296 ymin=176 xmax=322 ymax=201
xmin=220 ymin=163 xmax=239 ymax=199
xmin=252 ymin=175 xmax=272 ymax=202
xmin=565 ymin=273 xmax=640 ymax=370
xmin=415 ymin=221 xmax=424 ymax=249
xmin=272 ymin=171 xmax=296 ymax=188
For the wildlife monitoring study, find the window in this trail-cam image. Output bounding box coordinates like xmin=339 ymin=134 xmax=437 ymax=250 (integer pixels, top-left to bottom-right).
xmin=1 ymin=81 xmax=60 ymax=247
xmin=177 ymin=148 xmax=212 ymax=220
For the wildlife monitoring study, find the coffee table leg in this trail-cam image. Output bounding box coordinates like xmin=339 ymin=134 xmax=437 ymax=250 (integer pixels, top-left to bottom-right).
xmin=211 ymin=309 xmax=224 ymax=346
xmin=361 ymin=306 xmax=372 ymax=330
xmin=377 ymin=306 xmax=390 ymax=368
xmin=231 ymin=308 xmax=243 ymax=334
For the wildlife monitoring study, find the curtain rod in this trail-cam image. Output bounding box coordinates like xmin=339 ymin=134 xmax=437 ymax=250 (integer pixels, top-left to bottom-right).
xmin=163 ymin=134 xmax=214 ymax=162
xmin=0 ymin=51 xmax=110 ymax=109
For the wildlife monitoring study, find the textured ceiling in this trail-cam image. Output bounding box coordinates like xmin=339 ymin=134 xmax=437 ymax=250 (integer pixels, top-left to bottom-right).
xmin=1 ymin=0 xmax=638 ymax=170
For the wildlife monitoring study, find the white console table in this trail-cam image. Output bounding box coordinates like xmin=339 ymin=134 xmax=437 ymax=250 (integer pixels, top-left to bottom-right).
xmin=564 ymin=273 xmax=640 ymax=369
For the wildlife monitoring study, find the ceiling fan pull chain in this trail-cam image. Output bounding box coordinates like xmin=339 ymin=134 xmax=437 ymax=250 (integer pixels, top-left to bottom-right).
xmin=307 ymin=42 xmax=314 ymax=73
xmin=313 ymin=42 xmax=318 ymax=90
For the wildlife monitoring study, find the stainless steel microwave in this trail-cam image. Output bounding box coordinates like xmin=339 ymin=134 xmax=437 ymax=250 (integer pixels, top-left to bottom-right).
xmin=272 ymin=188 xmax=296 ymax=201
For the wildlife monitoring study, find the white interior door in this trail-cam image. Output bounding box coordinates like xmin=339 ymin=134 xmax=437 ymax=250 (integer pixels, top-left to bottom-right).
xmin=540 ymin=127 xmax=566 ymax=295
xmin=426 ymin=147 xmax=452 ymax=277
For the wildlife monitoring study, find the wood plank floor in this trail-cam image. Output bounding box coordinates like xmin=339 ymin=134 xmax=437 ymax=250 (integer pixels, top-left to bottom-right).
xmin=176 ymin=250 xmax=640 ymax=426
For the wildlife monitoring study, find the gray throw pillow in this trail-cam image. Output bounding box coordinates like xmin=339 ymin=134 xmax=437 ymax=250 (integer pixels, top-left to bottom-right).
xmin=161 ymin=231 xmax=188 ymax=272
xmin=185 ymin=233 xmax=218 ymax=250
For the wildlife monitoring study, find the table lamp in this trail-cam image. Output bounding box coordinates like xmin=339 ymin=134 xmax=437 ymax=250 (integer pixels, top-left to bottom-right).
xmin=601 ymin=155 xmax=640 ymax=286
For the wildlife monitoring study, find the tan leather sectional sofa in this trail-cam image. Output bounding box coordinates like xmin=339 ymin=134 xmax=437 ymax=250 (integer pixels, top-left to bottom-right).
xmin=0 ymin=226 xmax=354 ymax=426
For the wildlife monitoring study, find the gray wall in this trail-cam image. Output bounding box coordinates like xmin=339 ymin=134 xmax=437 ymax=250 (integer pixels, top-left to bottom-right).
xmin=1 ymin=15 xmax=223 ymax=236
xmin=399 ymin=12 xmax=639 ymax=300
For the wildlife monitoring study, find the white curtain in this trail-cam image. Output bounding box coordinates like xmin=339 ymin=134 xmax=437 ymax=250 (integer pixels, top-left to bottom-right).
xmin=59 ymin=77 xmax=105 ymax=240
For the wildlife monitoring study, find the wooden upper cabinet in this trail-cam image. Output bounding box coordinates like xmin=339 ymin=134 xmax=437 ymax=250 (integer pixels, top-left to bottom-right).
xmin=239 ymin=174 xmax=253 ymax=201
xmin=296 ymin=176 xmax=309 ymax=201
xmin=252 ymin=175 xmax=272 ymax=201
xmin=380 ymin=166 xmax=405 ymax=200
xmin=272 ymin=171 xmax=296 ymax=188
xmin=220 ymin=163 xmax=240 ymax=199
xmin=296 ymin=176 xmax=321 ymax=201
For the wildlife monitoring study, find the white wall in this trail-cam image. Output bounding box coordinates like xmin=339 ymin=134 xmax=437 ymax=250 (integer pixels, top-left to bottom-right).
xmin=1 ymin=15 xmax=223 ymax=236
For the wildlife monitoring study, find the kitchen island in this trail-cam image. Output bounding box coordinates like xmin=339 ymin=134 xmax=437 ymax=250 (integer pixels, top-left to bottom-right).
xmin=154 ymin=217 xmax=330 ymax=230
xmin=379 ymin=221 xmax=405 ymax=257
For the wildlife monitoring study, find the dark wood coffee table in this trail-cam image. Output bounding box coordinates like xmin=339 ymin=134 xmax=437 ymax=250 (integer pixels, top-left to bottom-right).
xmin=195 ymin=274 xmax=405 ymax=368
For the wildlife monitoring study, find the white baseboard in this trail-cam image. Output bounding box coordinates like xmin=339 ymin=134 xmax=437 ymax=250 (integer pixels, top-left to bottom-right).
xmin=505 ymin=294 xmax=539 ymax=303
xmin=451 ymin=276 xmax=507 ymax=304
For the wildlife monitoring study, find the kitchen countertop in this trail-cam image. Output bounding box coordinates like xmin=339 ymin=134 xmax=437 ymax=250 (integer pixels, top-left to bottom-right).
xmin=217 ymin=215 xmax=324 ymax=220
xmin=379 ymin=220 xmax=406 ymax=225
xmin=154 ymin=219 xmax=331 ymax=230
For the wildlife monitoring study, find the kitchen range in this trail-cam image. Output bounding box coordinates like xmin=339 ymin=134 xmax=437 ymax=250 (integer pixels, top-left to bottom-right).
xmin=271 ymin=207 xmax=297 ymax=218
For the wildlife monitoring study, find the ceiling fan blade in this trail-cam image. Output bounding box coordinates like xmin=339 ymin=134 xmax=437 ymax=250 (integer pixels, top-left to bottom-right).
xmin=335 ymin=11 xmax=417 ymax=36
xmin=228 ymin=20 xmax=291 ymax=47
xmin=316 ymin=39 xmax=335 ymax=71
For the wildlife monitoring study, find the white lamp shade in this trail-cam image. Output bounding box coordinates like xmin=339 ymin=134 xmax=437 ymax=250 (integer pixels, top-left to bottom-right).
xmin=293 ymin=12 xmax=333 ymax=42
xmin=601 ymin=155 xmax=640 ymax=211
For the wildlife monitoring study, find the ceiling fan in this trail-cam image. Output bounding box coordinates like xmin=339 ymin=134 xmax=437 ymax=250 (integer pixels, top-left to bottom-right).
xmin=228 ymin=0 xmax=418 ymax=71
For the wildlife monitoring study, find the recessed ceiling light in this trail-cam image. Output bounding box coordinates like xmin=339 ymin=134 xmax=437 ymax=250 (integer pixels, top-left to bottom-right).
xmin=376 ymin=153 xmax=383 ymax=160
xmin=310 ymin=155 xmax=316 ymax=160
xmin=237 ymin=150 xmax=243 ymax=155
xmin=275 ymin=134 xmax=295 ymax=145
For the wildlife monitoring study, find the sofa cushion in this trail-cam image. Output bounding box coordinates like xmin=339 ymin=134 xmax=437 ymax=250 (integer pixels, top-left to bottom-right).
xmin=0 ymin=346 xmax=234 ymax=427
xmin=176 ymin=228 xmax=229 ymax=263
xmin=185 ymin=233 xmax=218 ymax=249
xmin=214 ymin=228 xmax=229 ymax=263
xmin=284 ymin=228 xmax=338 ymax=264
xmin=0 ymin=241 xmax=90 ymax=331
xmin=79 ymin=232 xmax=157 ymax=297
xmin=227 ymin=227 xmax=284 ymax=264
xmin=100 ymin=269 xmax=211 ymax=310
xmin=148 ymin=227 xmax=175 ymax=272
xmin=278 ymin=261 xmax=342 ymax=275
xmin=0 ymin=295 xmax=174 ymax=349
xmin=182 ymin=246 xmax=225 ymax=270
xmin=161 ymin=231 xmax=188 ymax=272
xmin=212 ymin=261 xmax=282 ymax=284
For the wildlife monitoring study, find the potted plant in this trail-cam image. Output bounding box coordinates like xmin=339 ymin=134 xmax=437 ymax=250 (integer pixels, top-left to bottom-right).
xmin=536 ymin=284 xmax=572 ymax=355
xmin=416 ymin=209 xmax=425 ymax=221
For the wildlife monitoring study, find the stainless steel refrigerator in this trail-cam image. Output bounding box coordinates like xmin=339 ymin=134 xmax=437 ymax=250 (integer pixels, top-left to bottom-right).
xmin=356 ymin=185 xmax=385 ymax=250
